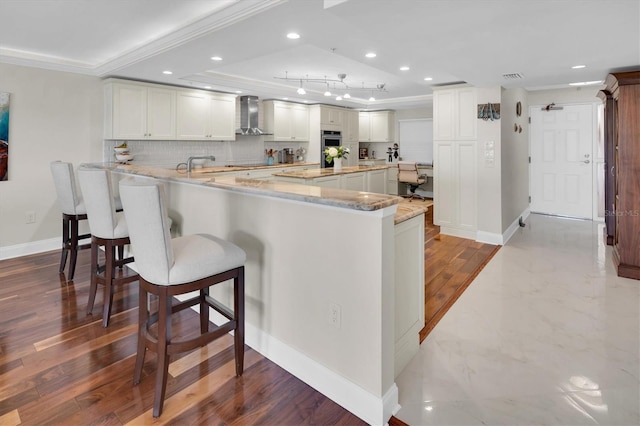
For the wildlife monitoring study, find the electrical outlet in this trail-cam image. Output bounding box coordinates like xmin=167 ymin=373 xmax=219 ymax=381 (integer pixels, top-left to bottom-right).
xmin=25 ymin=211 xmax=36 ymax=224
xmin=329 ymin=303 xmax=341 ymax=328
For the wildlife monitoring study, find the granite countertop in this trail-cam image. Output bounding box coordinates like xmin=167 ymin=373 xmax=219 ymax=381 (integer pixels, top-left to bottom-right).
xmin=88 ymin=163 xmax=401 ymax=212
xmin=182 ymin=161 xmax=318 ymax=174
xmin=394 ymin=200 xmax=432 ymax=224
xmin=273 ymin=164 xmax=392 ymax=179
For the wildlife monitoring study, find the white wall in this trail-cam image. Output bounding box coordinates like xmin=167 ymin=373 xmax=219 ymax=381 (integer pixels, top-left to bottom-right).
xmin=0 ymin=63 xmax=103 ymax=250
xmin=500 ymin=87 xmax=530 ymax=232
xmin=528 ymin=86 xmax=602 ymax=106
xmin=476 ymin=87 xmax=503 ymax=237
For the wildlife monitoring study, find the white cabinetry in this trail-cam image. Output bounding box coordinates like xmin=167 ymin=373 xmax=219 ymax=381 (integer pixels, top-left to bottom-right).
xmin=433 ymin=140 xmax=477 ymax=234
xmin=433 ymin=85 xmax=478 ymax=238
xmin=343 ymin=110 xmax=360 ymax=167
xmin=320 ymin=106 xmax=343 ymax=127
xmin=176 ymin=90 xmax=236 ymax=140
xmin=343 ymin=172 xmax=367 ymax=191
xmin=387 ymin=166 xmax=399 ymax=195
xmin=433 ymin=86 xmax=477 ymax=140
xmin=263 ymin=101 xmax=310 ymax=142
xmin=359 ymin=111 xmax=395 ymax=142
xmin=367 ymin=169 xmax=388 ymax=194
xmin=104 ymin=81 xmax=176 ymax=140
xmin=394 ymin=213 xmax=425 ymax=377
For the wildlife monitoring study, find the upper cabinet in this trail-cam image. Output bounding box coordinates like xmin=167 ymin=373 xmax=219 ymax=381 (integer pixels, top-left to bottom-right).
xmin=104 ymin=79 xmax=236 ymax=141
xmin=176 ymin=90 xmax=236 ymax=140
xmin=359 ymin=111 xmax=395 ymax=142
xmin=320 ymin=106 xmax=344 ymax=127
xmin=433 ymin=86 xmax=477 ymax=140
xmin=343 ymin=109 xmax=359 ymax=143
xmin=104 ymin=80 xmax=176 ymax=140
xmin=263 ymin=101 xmax=310 ymax=142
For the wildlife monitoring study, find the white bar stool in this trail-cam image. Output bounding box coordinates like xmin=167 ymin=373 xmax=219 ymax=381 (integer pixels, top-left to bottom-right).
xmin=78 ymin=167 xmax=137 ymax=327
xmin=119 ymin=179 xmax=246 ymax=418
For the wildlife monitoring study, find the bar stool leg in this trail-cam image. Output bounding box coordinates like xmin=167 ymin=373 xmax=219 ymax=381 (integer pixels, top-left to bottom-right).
xmin=133 ymin=284 xmax=148 ymax=385
xmin=101 ymin=241 xmax=115 ymax=328
xmin=235 ymin=268 xmax=245 ymax=376
xmin=153 ymin=290 xmax=172 ymax=418
xmin=68 ymin=216 xmax=80 ymax=280
xmin=86 ymin=238 xmax=99 ymax=315
xmin=59 ymin=216 xmax=70 ymax=274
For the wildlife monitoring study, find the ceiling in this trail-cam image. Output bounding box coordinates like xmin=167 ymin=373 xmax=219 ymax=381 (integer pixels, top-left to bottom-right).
xmin=1 ymin=0 xmax=639 ymax=109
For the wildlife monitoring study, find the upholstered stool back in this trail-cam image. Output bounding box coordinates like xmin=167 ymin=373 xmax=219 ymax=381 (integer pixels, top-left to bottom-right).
xmin=50 ymin=161 xmax=85 ymax=216
xmin=77 ymin=168 xmax=128 ymax=240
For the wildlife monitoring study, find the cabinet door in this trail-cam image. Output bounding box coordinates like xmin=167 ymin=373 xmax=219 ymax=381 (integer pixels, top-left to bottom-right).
xmin=457 ymin=141 xmax=477 ymax=230
xmin=370 ymin=112 xmax=390 ymax=142
xmin=367 ymin=169 xmax=387 ymax=194
xmin=433 ymin=141 xmax=455 ymax=226
xmin=112 ymin=84 xmax=147 ymax=139
xmin=147 ymin=87 xmax=176 ymax=140
xmin=313 ymin=175 xmax=341 ymax=189
xmin=344 ymin=110 xmax=359 ymax=143
xmin=273 ymin=103 xmax=293 ymax=140
xmin=209 ymin=95 xmax=236 ymax=140
xmin=457 ymin=88 xmax=477 ymax=140
xmin=176 ymin=91 xmax=209 ymax=140
xmin=291 ymin=105 xmax=309 ymax=141
xmin=343 ymin=172 xmax=366 ymax=191
xmin=433 ymin=90 xmax=455 ymax=140
xmin=359 ymin=112 xmax=371 ymax=141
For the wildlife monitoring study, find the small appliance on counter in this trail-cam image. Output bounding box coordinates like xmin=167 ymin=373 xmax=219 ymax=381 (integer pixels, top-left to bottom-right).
xmin=279 ymin=148 xmax=295 ymax=164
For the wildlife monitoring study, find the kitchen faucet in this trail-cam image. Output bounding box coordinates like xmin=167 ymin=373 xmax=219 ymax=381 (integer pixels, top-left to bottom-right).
xmin=187 ymin=155 xmax=216 ymax=173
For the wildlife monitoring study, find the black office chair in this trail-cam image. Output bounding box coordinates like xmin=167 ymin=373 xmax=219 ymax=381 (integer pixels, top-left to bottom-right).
xmin=398 ymin=161 xmax=427 ymax=202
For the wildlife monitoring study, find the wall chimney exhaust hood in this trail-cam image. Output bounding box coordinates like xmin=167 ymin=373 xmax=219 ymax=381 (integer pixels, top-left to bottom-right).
xmin=236 ymin=95 xmax=271 ymax=136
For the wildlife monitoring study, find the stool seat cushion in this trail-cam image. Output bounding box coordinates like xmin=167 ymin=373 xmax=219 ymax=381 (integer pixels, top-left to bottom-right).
xmin=164 ymin=234 xmax=246 ymax=285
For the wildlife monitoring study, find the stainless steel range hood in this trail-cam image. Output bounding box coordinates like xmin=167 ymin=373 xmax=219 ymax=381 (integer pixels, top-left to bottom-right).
xmin=236 ymin=95 xmax=271 ymax=136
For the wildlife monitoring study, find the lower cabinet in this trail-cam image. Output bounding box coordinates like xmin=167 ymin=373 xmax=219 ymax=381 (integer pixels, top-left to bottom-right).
xmin=312 ymin=175 xmax=341 ymax=189
xmin=367 ymin=169 xmax=387 ymax=194
xmin=434 ymin=140 xmax=477 ymax=236
xmin=394 ymin=213 xmax=425 ymax=377
xmin=343 ymin=172 xmax=367 ymax=191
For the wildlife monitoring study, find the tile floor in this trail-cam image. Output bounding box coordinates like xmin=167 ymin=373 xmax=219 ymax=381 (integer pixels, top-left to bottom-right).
xmin=395 ymin=213 xmax=640 ymax=425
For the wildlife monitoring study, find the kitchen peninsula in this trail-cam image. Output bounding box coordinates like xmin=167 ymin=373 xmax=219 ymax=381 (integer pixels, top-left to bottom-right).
xmin=89 ymin=162 xmax=425 ymax=425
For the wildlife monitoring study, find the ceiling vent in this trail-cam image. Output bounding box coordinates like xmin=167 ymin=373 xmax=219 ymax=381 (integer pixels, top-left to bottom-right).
xmin=503 ymin=73 xmax=524 ymax=80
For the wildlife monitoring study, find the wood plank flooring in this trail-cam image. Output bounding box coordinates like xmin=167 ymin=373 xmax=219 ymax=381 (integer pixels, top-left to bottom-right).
xmin=417 ymin=204 xmax=500 ymax=342
xmin=0 ymin=207 xmax=496 ymax=424
xmin=0 ymin=250 xmax=365 ymax=425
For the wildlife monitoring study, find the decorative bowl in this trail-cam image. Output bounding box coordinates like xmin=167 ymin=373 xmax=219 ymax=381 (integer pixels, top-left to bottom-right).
xmin=190 ymin=158 xmax=207 ymax=168
xmin=114 ymin=147 xmax=128 ymax=154
xmin=115 ymin=153 xmax=133 ymax=162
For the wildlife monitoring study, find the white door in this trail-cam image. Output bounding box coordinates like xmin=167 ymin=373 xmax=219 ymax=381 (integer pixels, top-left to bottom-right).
xmin=530 ymin=104 xmax=593 ymax=219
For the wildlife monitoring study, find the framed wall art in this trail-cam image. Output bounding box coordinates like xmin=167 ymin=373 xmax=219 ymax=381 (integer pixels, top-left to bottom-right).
xmin=0 ymin=92 xmax=9 ymax=181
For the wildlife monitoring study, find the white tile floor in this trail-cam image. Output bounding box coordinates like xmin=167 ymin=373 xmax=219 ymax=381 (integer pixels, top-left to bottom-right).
xmin=395 ymin=213 xmax=640 ymax=425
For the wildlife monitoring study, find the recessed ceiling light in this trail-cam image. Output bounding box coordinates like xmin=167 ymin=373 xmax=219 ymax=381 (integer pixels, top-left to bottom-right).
xmin=210 ymin=56 xmax=222 ymax=61
xmin=365 ymin=52 xmax=377 ymax=58
xmin=400 ymin=66 xmax=410 ymax=71
xmin=162 ymin=70 xmax=173 ymax=75
xmin=235 ymin=90 xmax=242 ymax=94
xmin=287 ymin=32 xmax=300 ymax=39
xmin=204 ymin=86 xmax=212 ymax=89
xmin=424 ymin=77 xmax=433 ymax=81
xmin=572 ymin=65 xmax=586 ymax=69
xmin=569 ymin=80 xmax=602 ymax=86
xmin=282 ymin=97 xmax=289 ymax=100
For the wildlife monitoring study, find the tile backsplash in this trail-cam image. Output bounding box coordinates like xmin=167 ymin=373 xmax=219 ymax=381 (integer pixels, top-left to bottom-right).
xmin=104 ymin=138 xmax=309 ymax=168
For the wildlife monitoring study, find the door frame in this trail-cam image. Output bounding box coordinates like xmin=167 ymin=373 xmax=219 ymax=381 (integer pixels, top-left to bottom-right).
xmin=528 ymin=102 xmax=602 ymax=221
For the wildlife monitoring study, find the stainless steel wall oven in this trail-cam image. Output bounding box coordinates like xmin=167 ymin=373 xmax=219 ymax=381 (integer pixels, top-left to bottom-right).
xmin=320 ymin=130 xmax=342 ymax=168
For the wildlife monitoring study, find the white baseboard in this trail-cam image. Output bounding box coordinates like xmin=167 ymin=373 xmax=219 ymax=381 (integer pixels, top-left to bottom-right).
xmin=0 ymin=237 xmax=59 ymax=261
xmin=439 ymin=226 xmax=477 ymax=240
xmin=502 ymin=207 xmax=531 ymax=245
xmin=475 ymin=231 xmax=504 ymax=245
